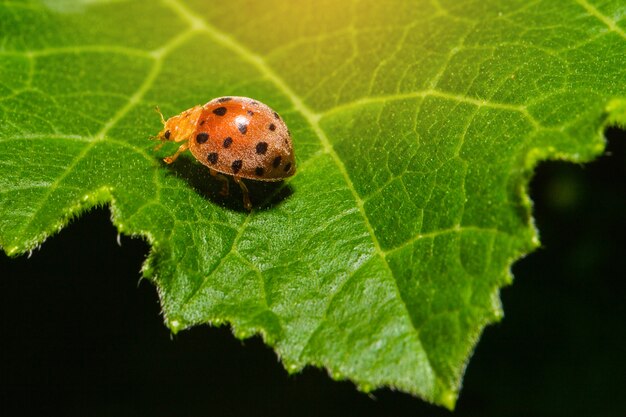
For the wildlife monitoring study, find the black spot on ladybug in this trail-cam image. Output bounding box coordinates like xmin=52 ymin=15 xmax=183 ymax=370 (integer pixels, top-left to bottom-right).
xmin=232 ymin=159 xmax=243 ymax=174
xmin=164 ymin=130 xmax=171 ymax=139
xmin=196 ymin=132 xmax=209 ymax=144
xmin=213 ymin=107 xmax=227 ymax=116
xmin=207 ymin=152 xmax=218 ymax=164
xmin=199 ymin=119 xmax=206 ymax=126
xmin=247 ymin=110 xmax=254 ymax=116
xmin=223 ymin=137 xmax=233 ymax=148
xmin=237 ymin=120 xmax=248 ymax=134
xmin=284 ymin=162 xmax=292 ymax=172
xmin=255 ymin=167 xmax=264 ymax=176
xmin=272 ymin=155 xmax=282 ymax=168
xmin=256 ymin=142 xmax=268 ymax=154
xmin=273 ymin=112 xmax=280 ymax=120
xmin=217 ymin=97 xmax=232 ymax=102
xmin=269 ymin=123 xmax=276 ymax=131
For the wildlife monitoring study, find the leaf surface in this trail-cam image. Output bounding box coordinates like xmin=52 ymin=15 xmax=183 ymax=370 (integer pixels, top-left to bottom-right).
xmin=1 ymin=0 xmax=625 ymax=407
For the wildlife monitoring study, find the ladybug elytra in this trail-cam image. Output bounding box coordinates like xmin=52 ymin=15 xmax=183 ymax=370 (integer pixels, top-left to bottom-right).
xmin=155 ymin=96 xmax=296 ymax=210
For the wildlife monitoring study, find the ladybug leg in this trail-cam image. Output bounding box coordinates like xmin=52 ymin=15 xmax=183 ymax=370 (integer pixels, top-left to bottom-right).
xmin=209 ymin=169 xmax=229 ymax=196
xmin=233 ymin=176 xmax=252 ymax=211
xmin=163 ymin=142 xmax=189 ymax=164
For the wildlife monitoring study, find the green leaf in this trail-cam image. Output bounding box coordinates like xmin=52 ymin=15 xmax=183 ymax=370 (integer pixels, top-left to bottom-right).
xmin=1 ymin=0 xmax=624 ymax=408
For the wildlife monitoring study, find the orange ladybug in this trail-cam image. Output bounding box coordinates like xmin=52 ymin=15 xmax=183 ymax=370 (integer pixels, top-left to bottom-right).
xmin=155 ymin=97 xmax=296 ymax=210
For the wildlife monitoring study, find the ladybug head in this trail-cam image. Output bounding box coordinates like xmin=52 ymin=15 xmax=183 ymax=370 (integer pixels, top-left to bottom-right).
xmin=155 ymin=105 xmax=203 ymax=143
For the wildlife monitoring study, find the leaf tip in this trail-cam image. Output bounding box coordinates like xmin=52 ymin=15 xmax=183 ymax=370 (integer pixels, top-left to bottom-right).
xmin=233 ymin=328 xmax=253 ymax=340
xmin=436 ymin=388 xmax=458 ymax=411
xmin=284 ymin=362 xmax=300 ymax=374
xmin=5 ymin=246 xmax=20 ymax=257
xmin=167 ymin=318 xmax=184 ymax=335
xmin=605 ymin=98 xmax=626 ymax=129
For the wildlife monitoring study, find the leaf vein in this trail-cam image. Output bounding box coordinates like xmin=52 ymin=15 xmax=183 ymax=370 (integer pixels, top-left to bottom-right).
xmin=10 ymin=141 xmax=97 ymax=243
xmin=383 ymin=225 xmax=504 ymax=256
xmin=320 ymin=89 xmax=541 ymax=128
xmin=95 ymin=28 xmax=199 ymax=140
xmin=574 ymin=0 xmax=626 ymax=39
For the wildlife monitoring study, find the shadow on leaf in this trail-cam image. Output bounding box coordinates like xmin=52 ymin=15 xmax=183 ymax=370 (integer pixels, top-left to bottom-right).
xmin=162 ymin=156 xmax=293 ymax=212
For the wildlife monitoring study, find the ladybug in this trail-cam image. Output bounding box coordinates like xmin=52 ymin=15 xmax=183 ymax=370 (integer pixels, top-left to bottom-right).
xmin=155 ymin=96 xmax=296 ymax=210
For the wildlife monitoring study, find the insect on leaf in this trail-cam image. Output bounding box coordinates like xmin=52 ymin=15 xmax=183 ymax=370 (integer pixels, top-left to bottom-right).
xmin=1 ymin=0 xmax=625 ymax=408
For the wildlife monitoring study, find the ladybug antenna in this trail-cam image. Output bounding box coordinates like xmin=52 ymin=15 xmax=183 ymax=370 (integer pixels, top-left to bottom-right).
xmin=155 ymin=106 xmax=166 ymax=126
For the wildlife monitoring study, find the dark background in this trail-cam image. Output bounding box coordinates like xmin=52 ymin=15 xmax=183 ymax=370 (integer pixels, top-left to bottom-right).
xmin=1 ymin=129 xmax=624 ymax=417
